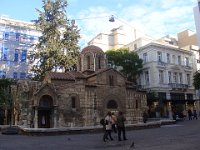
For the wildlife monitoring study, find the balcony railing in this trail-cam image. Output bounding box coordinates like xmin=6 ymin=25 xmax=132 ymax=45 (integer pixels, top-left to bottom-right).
xmin=168 ymin=83 xmax=188 ymax=90
xmin=157 ymin=61 xmax=166 ymax=66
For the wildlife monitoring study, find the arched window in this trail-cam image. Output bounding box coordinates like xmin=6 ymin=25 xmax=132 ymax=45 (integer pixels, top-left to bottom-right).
xmin=109 ymin=75 xmax=114 ymax=86
xmin=98 ymin=56 xmax=101 ymax=69
xmin=107 ymin=100 xmax=118 ymax=109
xmin=136 ymin=99 xmax=138 ymax=109
xmin=71 ymin=97 xmax=76 ymax=108
xmin=87 ymin=55 xmax=90 ymax=69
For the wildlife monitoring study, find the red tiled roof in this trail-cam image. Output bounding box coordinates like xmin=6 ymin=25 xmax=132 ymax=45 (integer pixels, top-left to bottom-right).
xmin=47 ymin=71 xmax=86 ymax=80
xmin=81 ymin=45 xmax=104 ymax=54
xmin=68 ymin=71 xmax=86 ymax=79
xmin=48 ymin=72 xmax=74 ymax=80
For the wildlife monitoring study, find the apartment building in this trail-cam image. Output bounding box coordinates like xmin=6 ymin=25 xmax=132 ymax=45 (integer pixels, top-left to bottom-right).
xmin=135 ymin=42 xmax=196 ymax=118
xmin=193 ymin=0 xmax=200 ymax=46
xmin=88 ymin=25 xmax=145 ymax=51
xmin=0 ymin=17 xmax=40 ymax=79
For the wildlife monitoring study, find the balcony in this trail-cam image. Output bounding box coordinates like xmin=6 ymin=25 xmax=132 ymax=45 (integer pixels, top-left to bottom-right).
xmin=157 ymin=61 xmax=166 ymax=66
xmin=168 ymin=83 xmax=188 ymax=90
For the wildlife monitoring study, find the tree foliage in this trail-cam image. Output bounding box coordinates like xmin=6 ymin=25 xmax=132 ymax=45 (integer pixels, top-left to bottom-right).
xmin=30 ymin=0 xmax=80 ymax=80
xmin=0 ymin=79 xmax=13 ymax=109
xmin=106 ymin=48 xmax=143 ymax=83
xmin=193 ymin=71 xmax=200 ymax=89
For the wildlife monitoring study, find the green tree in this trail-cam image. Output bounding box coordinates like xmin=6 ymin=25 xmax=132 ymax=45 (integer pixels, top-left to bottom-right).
xmin=193 ymin=71 xmax=200 ymax=89
xmin=106 ymin=48 xmax=143 ymax=83
xmin=31 ymin=0 xmax=80 ymax=80
xmin=0 ymin=79 xmax=13 ymax=125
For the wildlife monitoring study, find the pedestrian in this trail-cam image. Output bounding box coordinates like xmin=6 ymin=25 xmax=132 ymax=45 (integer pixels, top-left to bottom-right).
xmin=103 ymin=111 xmax=113 ymax=142
xmin=193 ymin=109 xmax=198 ymax=120
xmin=111 ymin=112 xmax=117 ymax=133
xmin=142 ymin=110 xmax=148 ymax=123
xmin=188 ymin=109 xmax=192 ymax=120
xmin=116 ymin=111 xmax=127 ymax=141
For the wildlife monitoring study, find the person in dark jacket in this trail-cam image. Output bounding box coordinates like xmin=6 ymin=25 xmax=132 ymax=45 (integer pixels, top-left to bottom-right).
xmin=116 ymin=111 xmax=127 ymax=141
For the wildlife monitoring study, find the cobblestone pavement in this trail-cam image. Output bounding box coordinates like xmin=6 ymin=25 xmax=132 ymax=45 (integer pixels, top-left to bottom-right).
xmin=0 ymin=119 xmax=200 ymax=150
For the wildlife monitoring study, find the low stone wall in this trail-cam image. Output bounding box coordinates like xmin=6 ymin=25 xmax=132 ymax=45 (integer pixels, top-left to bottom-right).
xmin=1 ymin=119 xmax=175 ymax=136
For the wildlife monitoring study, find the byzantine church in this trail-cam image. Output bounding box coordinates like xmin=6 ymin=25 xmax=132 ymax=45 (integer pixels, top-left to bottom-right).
xmin=12 ymin=45 xmax=147 ymax=128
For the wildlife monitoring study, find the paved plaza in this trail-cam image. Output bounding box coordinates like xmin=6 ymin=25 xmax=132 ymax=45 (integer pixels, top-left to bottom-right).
xmin=0 ymin=119 xmax=200 ymax=150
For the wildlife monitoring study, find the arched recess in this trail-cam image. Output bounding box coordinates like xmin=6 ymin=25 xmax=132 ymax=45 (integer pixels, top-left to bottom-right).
xmin=107 ymin=100 xmax=118 ymax=109
xmin=103 ymin=94 xmax=125 ymax=114
xmin=38 ymin=95 xmax=53 ymax=128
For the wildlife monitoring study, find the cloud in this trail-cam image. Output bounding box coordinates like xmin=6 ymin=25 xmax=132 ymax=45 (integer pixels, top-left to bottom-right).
xmin=71 ymin=0 xmax=197 ymax=48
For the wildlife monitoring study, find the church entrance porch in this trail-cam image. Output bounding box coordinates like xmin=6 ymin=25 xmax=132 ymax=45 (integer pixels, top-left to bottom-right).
xmin=37 ymin=95 xmax=54 ymax=128
xmin=38 ymin=109 xmax=51 ymax=128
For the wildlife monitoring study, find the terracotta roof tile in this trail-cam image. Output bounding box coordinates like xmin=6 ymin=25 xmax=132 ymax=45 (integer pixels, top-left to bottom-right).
xmin=48 ymin=72 xmax=74 ymax=80
xmin=81 ymin=45 xmax=104 ymax=54
xmin=47 ymin=71 xmax=86 ymax=80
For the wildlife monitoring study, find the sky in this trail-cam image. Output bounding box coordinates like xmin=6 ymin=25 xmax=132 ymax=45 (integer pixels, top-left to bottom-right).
xmin=0 ymin=0 xmax=198 ymax=47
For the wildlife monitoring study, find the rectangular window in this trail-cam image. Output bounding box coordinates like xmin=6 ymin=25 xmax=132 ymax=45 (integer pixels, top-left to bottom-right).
xmin=157 ymin=52 xmax=162 ymax=62
xmin=16 ymin=33 xmax=20 ymax=41
xmin=4 ymin=32 xmax=9 ymax=40
xmin=0 ymin=71 xmax=6 ymax=78
xmin=179 ymin=73 xmax=182 ymax=83
xmin=109 ymin=75 xmax=114 ymax=86
xmin=185 ymin=57 xmax=189 ymax=66
xmin=159 ymin=70 xmax=164 ymax=83
xmin=13 ymin=72 xmax=18 ymax=79
xmin=20 ymin=72 xmax=26 ymax=79
xmin=29 ymin=36 xmax=35 ymax=44
xmin=21 ymin=50 xmax=27 ymax=62
xmin=3 ymin=47 xmax=8 ymax=61
xmin=143 ymin=53 xmax=147 ymax=63
xmin=173 ymin=72 xmax=177 ymax=83
xmin=167 ymin=53 xmax=170 ymax=63
xmin=145 ymin=71 xmax=149 ymax=85
xmin=14 ymin=49 xmax=19 ymax=62
xmin=172 ymin=55 xmax=176 ymax=64
xmin=168 ymin=71 xmax=172 ymax=83
xmin=178 ymin=56 xmax=181 ymax=65
xmin=20 ymin=34 xmax=27 ymax=44
xmin=186 ymin=74 xmax=190 ymax=85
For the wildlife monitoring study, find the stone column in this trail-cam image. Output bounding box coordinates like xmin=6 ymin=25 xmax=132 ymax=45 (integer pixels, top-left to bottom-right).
xmin=53 ymin=108 xmax=57 ymax=128
xmin=34 ymin=107 xmax=38 ymax=128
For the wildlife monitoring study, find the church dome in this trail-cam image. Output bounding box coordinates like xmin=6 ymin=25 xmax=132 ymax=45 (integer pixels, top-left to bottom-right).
xmin=81 ymin=45 xmax=104 ymax=54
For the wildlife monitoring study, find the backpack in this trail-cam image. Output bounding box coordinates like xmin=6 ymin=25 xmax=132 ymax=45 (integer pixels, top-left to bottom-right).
xmin=100 ymin=118 xmax=105 ymax=126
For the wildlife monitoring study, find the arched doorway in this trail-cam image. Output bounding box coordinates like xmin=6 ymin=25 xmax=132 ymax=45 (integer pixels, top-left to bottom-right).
xmin=38 ymin=95 xmax=53 ymax=128
xmin=107 ymin=100 xmax=118 ymax=109
xmin=106 ymin=99 xmax=119 ymax=113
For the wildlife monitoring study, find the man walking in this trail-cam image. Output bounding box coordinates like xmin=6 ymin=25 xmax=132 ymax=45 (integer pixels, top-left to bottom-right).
xmin=116 ymin=111 xmax=127 ymax=141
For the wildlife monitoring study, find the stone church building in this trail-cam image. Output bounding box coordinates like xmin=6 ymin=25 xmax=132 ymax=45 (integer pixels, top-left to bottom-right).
xmin=12 ymin=45 xmax=147 ymax=128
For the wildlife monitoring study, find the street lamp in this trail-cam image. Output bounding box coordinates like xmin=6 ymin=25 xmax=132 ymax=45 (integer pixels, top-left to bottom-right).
xmin=108 ymin=15 xmax=137 ymax=40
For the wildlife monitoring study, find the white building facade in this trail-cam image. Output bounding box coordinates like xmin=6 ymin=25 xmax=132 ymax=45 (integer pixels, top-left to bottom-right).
xmin=135 ymin=42 xmax=196 ymax=118
xmin=88 ymin=25 xmax=145 ymax=51
xmin=193 ymin=0 xmax=200 ymax=47
xmin=0 ymin=17 xmax=40 ymax=79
